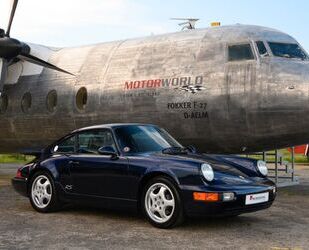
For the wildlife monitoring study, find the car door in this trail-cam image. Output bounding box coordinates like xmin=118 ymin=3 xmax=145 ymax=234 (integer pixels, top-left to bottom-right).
xmin=67 ymin=129 xmax=130 ymax=199
xmin=52 ymin=134 xmax=77 ymax=191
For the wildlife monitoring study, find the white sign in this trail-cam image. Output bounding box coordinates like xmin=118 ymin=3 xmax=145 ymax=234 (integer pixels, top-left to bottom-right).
xmin=245 ymin=192 xmax=269 ymax=205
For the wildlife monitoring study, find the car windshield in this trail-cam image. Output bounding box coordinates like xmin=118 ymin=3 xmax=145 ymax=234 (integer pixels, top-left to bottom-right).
xmin=268 ymin=42 xmax=308 ymax=60
xmin=114 ymin=125 xmax=183 ymax=153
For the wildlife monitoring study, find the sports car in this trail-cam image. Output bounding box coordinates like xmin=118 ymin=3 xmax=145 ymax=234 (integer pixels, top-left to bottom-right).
xmin=12 ymin=123 xmax=276 ymax=228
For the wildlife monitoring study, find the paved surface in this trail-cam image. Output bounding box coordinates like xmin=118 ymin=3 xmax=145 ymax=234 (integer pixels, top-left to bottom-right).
xmin=0 ymin=164 xmax=309 ymax=250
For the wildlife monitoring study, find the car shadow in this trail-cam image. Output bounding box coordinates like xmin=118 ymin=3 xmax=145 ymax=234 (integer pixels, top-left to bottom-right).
xmin=61 ymin=204 xmax=144 ymax=221
xmin=60 ymin=204 xmax=266 ymax=229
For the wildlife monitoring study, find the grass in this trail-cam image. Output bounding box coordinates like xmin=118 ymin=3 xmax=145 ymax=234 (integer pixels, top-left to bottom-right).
xmin=244 ymin=149 xmax=309 ymax=164
xmin=0 ymin=154 xmax=35 ymax=164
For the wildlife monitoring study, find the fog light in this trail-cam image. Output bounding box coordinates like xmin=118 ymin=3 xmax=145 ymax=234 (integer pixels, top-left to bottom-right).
xmin=193 ymin=192 xmax=219 ymax=202
xmin=223 ymin=192 xmax=235 ymax=201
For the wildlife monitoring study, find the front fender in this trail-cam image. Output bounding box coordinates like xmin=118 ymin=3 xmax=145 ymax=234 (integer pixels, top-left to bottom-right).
xmin=142 ymin=166 xmax=181 ymax=185
xmin=151 ymin=162 xmax=203 ymax=187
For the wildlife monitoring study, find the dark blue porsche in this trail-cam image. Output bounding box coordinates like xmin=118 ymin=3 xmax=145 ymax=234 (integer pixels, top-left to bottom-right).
xmin=12 ymin=124 xmax=276 ymax=228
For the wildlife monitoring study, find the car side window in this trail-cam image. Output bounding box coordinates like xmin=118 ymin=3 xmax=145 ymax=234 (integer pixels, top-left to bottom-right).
xmin=77 ymin=130 xmax=117 ymax=154
xmin=228 ymin=44 xmax=254 ymax=61
xmin=54 ymin=135 xmax=76 ymax=153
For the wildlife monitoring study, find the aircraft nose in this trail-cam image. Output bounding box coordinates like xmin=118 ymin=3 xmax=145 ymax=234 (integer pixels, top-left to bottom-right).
xmin=250 ymin=62 xmax=309 ymax=150
xmin=275 ymin=61 xmax=309 ymax=83
xmin=274 ymin=64 xmax=309 ymax=145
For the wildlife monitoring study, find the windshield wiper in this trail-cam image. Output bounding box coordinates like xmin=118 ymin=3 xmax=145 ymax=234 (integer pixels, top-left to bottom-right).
xmin=162 ymin=147 xmax=188 ymax=155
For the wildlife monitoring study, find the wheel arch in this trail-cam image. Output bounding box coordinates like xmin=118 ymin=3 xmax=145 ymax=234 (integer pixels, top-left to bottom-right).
xmin=137 ymin=171 xmax=180 ymax=210
xmin=27 ymin=166 xmax=57 ymax=195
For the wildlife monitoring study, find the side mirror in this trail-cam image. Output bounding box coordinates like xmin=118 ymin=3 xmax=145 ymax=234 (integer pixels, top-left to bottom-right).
xmin=98 ymin=146 xmax=118 ymax=159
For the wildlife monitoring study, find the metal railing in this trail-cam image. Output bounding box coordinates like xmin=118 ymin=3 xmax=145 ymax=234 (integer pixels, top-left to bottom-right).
xmin=246 ymin=147 xmax=299 ymax=187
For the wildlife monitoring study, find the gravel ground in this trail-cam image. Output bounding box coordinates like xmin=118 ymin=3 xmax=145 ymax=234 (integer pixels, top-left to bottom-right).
xmin=0 ymin=164 xmax=308 ymax=250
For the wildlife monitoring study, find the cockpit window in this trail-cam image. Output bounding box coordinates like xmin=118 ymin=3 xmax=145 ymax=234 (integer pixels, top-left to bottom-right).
xmin=268 ymin=42 xmax=308 ymax=60
xmin=228 ymin=44 xmax=254 ymax=61
xmin=256 ymin=41 xmax=269 ymax=57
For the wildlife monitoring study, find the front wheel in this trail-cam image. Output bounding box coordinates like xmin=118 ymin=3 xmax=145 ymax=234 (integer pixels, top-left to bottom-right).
xmin=29 ymin=172 xmax=62 ymax=212
xmin=142 ymin=177 xmax=184 ymax=229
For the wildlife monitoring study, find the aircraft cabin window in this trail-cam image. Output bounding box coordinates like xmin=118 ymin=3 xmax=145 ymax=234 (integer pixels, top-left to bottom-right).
xmin=46 ymin=90 xmax=57 ymax=113
xmin=76 ymin=87 xmax=88 ymax=111
xmin=54 ymin=135 xmax=76 ymax=153
xmin=268 ymin=42 xmax=308 ymax=60
xmin=0 ymin=94 xmax=8 ymax=114
xmin=256 ymin=41 xmax=269 ymax=57
xmin=77 ymin=130 xmax=117 ymax=154
xmin=21 ymin=92 xmax=32 ymax=113
xmin=228 ymin=44 xmax=254 ymax=62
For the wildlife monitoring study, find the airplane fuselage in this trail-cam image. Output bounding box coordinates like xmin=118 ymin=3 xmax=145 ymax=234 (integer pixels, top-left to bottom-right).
xmin=0 ymin=25 xmax=309 ymax=153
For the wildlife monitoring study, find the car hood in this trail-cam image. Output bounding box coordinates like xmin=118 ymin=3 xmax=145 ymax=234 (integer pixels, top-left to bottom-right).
xmin=143 ymin=152 xmax=254 ymax=179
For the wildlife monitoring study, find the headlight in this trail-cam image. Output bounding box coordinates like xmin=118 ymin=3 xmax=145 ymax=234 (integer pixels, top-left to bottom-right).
xmin=201 ymin=163 xmax=214 ymax=182
xmin=257 ymin=160 xmax=268 ymax=176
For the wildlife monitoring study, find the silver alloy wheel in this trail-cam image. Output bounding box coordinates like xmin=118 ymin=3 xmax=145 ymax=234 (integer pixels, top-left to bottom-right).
xmin=31 ymin=175 xmax=52 ymax=209
xmin=145 ymin=183 xmax=175 ymax=224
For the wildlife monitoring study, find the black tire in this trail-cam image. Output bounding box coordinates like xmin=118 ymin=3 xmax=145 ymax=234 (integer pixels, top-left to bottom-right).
xmin=141 ymin=176 xmax=184 ymax=229
xmin=28 ymin=171 xmax=62 ymax=213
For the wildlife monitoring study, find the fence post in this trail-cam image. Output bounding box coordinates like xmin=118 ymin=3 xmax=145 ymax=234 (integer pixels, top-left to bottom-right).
xmin=275 ymin=149 xmax=278 ymax=184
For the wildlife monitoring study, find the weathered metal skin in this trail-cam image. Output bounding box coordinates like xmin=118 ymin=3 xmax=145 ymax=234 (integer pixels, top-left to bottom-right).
xmin=0 ymin=25 xmax=308 ymax=153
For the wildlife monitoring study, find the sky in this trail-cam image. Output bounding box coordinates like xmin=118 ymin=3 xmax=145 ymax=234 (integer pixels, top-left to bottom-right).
xmin=0 ymin=0 xmax=308 ymax=51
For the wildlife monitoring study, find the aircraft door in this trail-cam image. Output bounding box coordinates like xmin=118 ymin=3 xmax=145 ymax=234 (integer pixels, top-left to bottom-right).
xmin=225 ymin=42 xmax=257 ymax=151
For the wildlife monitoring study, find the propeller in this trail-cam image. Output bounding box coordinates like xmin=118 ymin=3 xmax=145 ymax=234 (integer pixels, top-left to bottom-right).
xmin=0 ymin=0 xmax=74 ymax=96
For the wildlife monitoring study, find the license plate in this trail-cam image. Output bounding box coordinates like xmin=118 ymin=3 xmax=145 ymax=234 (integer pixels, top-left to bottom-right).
xmin=245 ymin=192 xmax=269 ymax=205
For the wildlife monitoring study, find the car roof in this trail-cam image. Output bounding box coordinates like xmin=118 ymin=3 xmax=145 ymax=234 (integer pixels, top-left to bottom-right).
xmin=72 ymin=123 xmax=156 ymax=133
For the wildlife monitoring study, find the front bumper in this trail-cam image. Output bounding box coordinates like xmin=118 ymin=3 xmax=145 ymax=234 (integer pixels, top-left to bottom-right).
xmin=11 ymin=177 xmax=28 ymax=197
xmin=181 ymin=183 xmax=276 ymax=217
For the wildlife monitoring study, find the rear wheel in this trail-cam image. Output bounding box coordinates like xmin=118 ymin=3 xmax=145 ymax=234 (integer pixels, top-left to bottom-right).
xmin=142 ymin=177 xmax=184 ymax=229
xmin=29 ymin=172 xmax=62 ymax=212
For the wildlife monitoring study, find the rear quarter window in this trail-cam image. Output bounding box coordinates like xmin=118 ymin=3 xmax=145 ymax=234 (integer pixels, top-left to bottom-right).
xmin=228 ymin=44 xmax=254 ymax=62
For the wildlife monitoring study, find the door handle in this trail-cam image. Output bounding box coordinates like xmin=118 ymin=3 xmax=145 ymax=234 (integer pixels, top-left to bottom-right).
xmin=69 ymin=160 xmax=80 ymax=165
xmin=288 ymin=85 xmax=295 ymax=90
